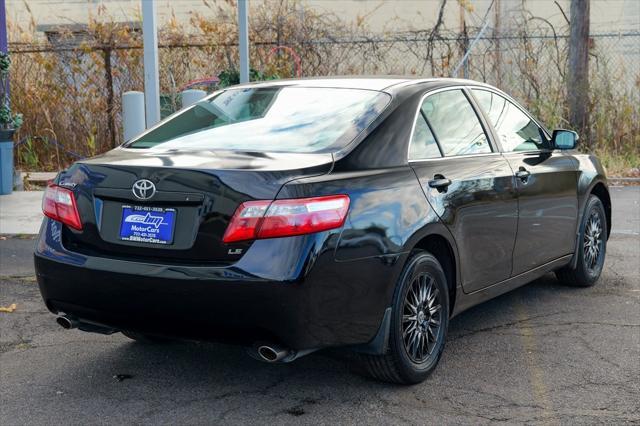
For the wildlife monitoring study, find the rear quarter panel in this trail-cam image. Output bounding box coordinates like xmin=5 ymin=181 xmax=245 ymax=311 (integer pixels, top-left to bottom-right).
xmin=279 ymin=166 xmax=456 ymax=332
xmin=280 ymin=167 xmax=436 ymax=261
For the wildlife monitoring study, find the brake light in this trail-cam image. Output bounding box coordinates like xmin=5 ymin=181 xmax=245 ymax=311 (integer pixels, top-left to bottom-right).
xmin=222 ymin=200 xmax=271 ymax=243
xmin=222 ymin=195 xmax=350 ymax=243
xmin=42 ymin=184 xmax=83 ymax=230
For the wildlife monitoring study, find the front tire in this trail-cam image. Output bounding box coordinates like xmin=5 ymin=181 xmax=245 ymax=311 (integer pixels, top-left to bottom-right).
xmin=556 ymin=195 xmax=607 ymax=287
xmin=358 ymin=251 xmax=449 ymax=384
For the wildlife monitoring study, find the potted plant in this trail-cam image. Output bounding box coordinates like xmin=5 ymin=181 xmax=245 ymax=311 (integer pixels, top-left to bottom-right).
xmin=0 ymin=51 xmax=23 ymax=195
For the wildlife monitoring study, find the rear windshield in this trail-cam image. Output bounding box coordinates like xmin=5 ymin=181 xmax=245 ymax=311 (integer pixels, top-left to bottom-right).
xmin=126 ymin=86 xmax=391 ymax=153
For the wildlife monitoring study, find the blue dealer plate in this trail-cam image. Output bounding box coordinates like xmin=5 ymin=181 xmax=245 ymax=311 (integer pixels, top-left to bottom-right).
xmin=119 ymin=206 xmax=176 ymax=245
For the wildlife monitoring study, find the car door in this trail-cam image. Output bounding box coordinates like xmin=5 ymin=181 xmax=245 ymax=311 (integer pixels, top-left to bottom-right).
xmin=470 ymin=89 xmax=579 ymax=275
xmin=409 ymin=88 xmax=518 ymax=293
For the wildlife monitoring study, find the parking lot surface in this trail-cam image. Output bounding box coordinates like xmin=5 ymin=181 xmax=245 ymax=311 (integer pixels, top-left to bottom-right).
xmin=1 ymin=187 xmax=638 ymax=424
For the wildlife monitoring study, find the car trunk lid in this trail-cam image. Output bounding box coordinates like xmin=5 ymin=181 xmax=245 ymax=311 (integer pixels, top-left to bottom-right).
xmin=57 ymin=148 xmax=333 ymax=263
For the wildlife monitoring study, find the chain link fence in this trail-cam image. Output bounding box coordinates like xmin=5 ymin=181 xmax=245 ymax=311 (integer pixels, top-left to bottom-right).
xmin=8 ymin=31 xmax=640 ymax=171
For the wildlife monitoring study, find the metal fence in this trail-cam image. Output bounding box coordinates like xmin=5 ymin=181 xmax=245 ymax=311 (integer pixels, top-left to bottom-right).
xmin=8 ymin=31 xmax=640 ymax=169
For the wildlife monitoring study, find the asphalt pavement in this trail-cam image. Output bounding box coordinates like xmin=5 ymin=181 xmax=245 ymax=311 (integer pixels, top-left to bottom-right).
xmin=0 ymin=187 xmax=638 ymax=425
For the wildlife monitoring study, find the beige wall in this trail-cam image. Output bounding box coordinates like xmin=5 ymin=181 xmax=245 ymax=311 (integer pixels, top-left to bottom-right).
xmin=6 ymin=0 xmax=640 ymax=40
xmin=302 ymin=0 xmax=639 ymax=33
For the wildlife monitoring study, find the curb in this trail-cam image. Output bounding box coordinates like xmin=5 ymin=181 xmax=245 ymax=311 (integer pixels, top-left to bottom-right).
xmin=609 ymin=177 xmax=640 ymax=185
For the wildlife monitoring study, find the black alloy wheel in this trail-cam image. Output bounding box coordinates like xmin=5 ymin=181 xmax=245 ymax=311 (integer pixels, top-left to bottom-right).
xmin=357 ymin=251 xmax=449 ymax=384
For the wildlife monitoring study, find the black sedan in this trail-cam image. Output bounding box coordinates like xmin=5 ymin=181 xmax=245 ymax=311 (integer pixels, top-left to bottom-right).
xmin=35 ymin=78 xmax=610 ymax=384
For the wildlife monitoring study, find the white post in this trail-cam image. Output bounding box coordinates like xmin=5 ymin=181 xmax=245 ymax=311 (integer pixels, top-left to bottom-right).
xmin=142 ymin=0 xmax=160 ymax=127
xmin=181 ymin=89 xmax=206 ymax=109
xmin=122 ymin=91 xmax=146 ymax=141
xmin=238 ymin=0 xmax=249 ymax=83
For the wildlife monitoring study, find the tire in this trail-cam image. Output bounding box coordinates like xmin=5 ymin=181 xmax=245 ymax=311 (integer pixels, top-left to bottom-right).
xmin=357 ymin=251 xmax=450 ymax=384
xmin=556 ymin=195 xmax=607 ymax=287
xmin=122 ymin=330 xmax=171 ymax=344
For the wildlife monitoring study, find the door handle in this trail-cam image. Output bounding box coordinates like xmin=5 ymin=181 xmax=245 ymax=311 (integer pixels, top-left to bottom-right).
xmin=428 ymin=176 xmax=452 ymax=191
xmin=515 ymin=168 xmax=531 ymax=181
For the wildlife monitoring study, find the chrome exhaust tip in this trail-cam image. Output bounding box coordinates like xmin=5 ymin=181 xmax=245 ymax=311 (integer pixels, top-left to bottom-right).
xmin=256 ymin=344 xmax=291 ymax=363
xmin=249 ymin=342 xmax=317 ymax=363
xmin=55 ymin=315 xmax=78 ymax=330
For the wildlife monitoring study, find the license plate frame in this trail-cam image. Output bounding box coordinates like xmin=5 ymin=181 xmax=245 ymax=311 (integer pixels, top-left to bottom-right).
xmin=119 ymin=205 xmax=176 ymax=245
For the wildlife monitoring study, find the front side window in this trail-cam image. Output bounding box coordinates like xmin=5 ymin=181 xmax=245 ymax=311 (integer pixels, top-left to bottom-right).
xmin=126 ymin=87 xmax=391 ymax=153
xmin=472 ymin=89 xmax=550 ymax=152
xmin=421 ymin=90 xmax=492 ymax=156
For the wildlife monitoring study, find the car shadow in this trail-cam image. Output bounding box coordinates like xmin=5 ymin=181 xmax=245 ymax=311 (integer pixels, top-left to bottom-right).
xmin=65 ymin=273 xmax=569 ymax=390
xmin=447 ymin=272 xmax=569 ymax=337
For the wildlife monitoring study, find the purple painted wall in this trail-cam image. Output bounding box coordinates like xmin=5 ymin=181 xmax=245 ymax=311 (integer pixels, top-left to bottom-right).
xmin=0 ymin=0 xmax=6 ymax=53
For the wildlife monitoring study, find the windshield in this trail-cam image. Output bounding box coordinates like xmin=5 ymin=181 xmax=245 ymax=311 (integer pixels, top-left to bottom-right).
xmin=126 ymin=86 xmax=391 ymax=153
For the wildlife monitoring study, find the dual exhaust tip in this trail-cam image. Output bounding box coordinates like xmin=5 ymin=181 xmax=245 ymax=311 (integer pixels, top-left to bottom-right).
xmin=55 ymin=316 xmax=304 ymax=363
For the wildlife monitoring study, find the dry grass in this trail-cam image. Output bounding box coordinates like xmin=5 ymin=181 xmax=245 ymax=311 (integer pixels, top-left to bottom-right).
xmin=8 ymin=1 xmax=639 ymax=176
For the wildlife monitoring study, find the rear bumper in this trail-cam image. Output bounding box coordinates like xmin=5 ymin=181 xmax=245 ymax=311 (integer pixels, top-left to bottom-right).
xmin=35 ymin=219 xmax=402 ymax=350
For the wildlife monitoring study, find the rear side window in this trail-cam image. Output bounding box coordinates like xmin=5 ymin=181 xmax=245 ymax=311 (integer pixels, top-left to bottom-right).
xmin=472 ymin=89 xmax=550 ymax=152
xmin=126 ymin=87 xmax=390 ymax=153
xmin=421 ymin=90 xmax=492 ymax=156
xmin=409 ymin=113 xmax=442 ymax=160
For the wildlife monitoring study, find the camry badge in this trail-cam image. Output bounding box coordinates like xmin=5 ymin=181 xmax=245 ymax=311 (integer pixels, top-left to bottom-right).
xmin=132 ymin=179 xmax=156 ymax=200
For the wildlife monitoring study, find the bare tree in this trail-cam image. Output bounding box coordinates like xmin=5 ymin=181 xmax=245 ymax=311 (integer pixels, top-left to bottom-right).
xmin=567 ymin=0 xmax=590 ymax=142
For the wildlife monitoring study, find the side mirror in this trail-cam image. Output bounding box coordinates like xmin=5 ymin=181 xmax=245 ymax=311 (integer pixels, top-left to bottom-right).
xmin=552 ymin=129 xmax=578 ymax=150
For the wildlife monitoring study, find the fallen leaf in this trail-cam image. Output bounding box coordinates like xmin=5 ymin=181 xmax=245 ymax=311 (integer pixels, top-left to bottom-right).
xmin=15 ymin=342 xmax=32 ymax=351
xmin=0 ymin=303 xmax=17 ymax=313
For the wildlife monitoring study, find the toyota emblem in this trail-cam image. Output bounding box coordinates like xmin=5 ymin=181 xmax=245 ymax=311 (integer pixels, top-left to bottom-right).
xmin=132 ymin=179 xmax=156 ymax=200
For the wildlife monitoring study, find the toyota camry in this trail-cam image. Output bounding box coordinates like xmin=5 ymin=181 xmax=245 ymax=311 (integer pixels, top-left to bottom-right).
xmin=35 ymin=78 xmax=610 ymax=384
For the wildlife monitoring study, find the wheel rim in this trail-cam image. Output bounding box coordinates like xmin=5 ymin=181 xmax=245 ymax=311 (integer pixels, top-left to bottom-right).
xmin=583 ymin=209 xmax=603 ymax=271
xmin=402 ymin=273 xmax=442 ymax=363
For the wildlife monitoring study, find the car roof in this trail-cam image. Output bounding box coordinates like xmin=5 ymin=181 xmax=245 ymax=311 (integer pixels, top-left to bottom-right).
xmin=231 ymin=76 xmax=495 ymax=93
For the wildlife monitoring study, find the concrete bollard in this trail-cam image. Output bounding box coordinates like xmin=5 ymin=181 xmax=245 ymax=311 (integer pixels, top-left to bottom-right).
xmin=122 ymin=91 xmax=146 ymax=142
xmin=181 ymin=89 xmax=206 ymax=109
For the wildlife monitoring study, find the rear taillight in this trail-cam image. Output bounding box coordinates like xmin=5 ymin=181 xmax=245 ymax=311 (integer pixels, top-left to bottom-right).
xmin=222 ymin=195 xmax=350 ymax=243
xmin=42 ymin=184 xmax=83 ymax=230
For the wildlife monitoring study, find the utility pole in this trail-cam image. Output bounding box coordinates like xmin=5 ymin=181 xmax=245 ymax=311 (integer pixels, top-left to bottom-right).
xmin=494 ymin=0 xmax=501 ymax=87
xmin=142 ymin=0 xmax=160 ymax=127
xmin=459 ymin=3 xmax=468 ymax=78
xmin=567 ymin=0 xmax=590 ymax=143
xmin=238 ymin=0 xmax=249 ymax=83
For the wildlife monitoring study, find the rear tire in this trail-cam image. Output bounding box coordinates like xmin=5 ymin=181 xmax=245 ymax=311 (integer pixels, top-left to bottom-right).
xmin=555 ymin=195 xmax=607 ymax=287
xmin=357 ymin=251 xmax=449 ymax=384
